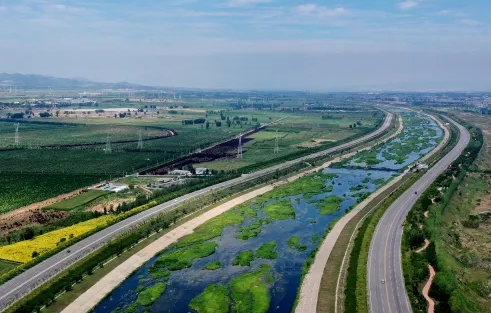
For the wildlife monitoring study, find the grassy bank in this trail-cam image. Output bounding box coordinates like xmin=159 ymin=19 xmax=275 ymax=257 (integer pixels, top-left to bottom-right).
xmin=402 ymin=115 xmax=486 ymax=312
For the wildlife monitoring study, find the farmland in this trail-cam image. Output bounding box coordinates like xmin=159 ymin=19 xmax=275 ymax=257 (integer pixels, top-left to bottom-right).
xmin=0 ymin=174 xmax=102 ymax=214
xmin=196 ymin=110 xmax=383 ymax=171
xmin=46 ymin=190 xmax=111 ymax=211
xmin=0 ymin=215 xmax=115 ymax=263
xmin=0 ymin=106 xmax=383 ymax=251
xmin=0 ymin=108 xmax=260 ymax=216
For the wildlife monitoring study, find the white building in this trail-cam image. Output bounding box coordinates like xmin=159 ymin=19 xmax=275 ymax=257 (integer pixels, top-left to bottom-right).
xmin=169 ymin=170 xmax=192 ymax=176
xmin=195 ymin=168 xmax=209 ymax=175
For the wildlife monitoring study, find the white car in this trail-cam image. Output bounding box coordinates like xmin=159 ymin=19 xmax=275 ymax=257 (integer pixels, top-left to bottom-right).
xmin=381 ymin=279 xmax=385 ymax=284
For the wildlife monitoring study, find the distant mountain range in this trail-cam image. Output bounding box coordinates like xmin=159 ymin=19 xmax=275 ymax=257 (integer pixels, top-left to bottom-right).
xmin=0 ymin=73 xmax=153 ymax=90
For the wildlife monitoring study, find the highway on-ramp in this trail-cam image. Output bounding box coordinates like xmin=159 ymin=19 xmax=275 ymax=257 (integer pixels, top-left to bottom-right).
xmin=0 ymin=112 xmax=394 ymax=312
xmin=368 ymin=116 xmax=470 ymax=313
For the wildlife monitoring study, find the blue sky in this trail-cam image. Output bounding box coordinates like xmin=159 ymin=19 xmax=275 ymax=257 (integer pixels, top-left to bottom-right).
xmin=0 ymin=0 xmax=490 ymax=90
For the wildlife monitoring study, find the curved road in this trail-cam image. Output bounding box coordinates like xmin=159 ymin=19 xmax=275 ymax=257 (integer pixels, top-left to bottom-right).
xmin=0 ymin=113 xmax=394 ymax=312
xmin=368 ymin=115 xmax=470 ymax=313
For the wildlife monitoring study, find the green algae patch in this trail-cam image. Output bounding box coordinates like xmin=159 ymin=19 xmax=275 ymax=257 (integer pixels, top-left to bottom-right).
xmin=189 ymin=284 xmax=230 ymax=313
xmin=263 ymin=200 xmax=295 ymax=220
xmin=153 ymin=242 xmax=217 ymax=271
xmin=203 ymin=261 xmax=222 ymax=270
xmin=372 ymin=178 xmax=385 ymax=185
xmin=174 ymin=203 xmax=255 ymax=248
xmin=349 ymin=185 xmax=365 ymax=192
xmin=137 ymin=282 xmax=166 ymax=306
xmin=235 ymin=218 xmax=272 ymax=240
xmin=233 ymin=250 xmax=255 ymax=266
xmin=253 ymin=172 xmax=337 ymax=205
xmin=288 ymin=236 xmax=307 ymax=252
xmin=230 ymin=264 xmax=272 ymax=313
xmin=189 ymin=265 xmax=272 ymax=313
xmin=313 ymin=196 xmax=344 ymax=215
xmin=256 ymin=241 xmax=277 ymax=260
xmin=236 ymin=229 xmax=261 ymax=240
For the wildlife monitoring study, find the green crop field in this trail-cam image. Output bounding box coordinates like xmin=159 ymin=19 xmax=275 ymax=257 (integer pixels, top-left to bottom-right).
xmin=0 ymin=104 xmax=381 ymax=217
xmin=0 ymin=259 xmax=19 ymax=276
xmin=46 ymin=190 xmax=112 ymax=211
xmin=196 ymin=110 xmax=382 ymax=171
xmin=0 ymin=174 xmax=102 ymax=214
xmin=0 ymin=121 xmax=166 ymax=147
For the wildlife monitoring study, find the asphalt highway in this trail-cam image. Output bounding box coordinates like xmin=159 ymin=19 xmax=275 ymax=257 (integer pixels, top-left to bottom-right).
xmin=368 ymin=116 xmax=470 ymax=313
xmin=0 ymin=112 xmax=394 ymax=312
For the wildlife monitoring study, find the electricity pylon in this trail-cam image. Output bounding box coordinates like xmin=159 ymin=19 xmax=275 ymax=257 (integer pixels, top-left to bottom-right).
xmin=237 ymin=136 xmax=243 ymax=159
xmin=105 ymin=132 xmax=112 ymax=153
xmin=137 ymin=130 xmax=143 ymax=150
xmin=14 ymin=123 xmax=19 ymax=145
xmin=274 ymin=130 xmax=279 ymax=154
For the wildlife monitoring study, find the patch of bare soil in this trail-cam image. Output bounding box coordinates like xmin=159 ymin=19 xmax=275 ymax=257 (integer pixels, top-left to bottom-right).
xmin=86 ymin=198 xmax=135 ymax=213
xmin=296 ymin=139 xmax=336 ymax=148
xmin=0 ymin=186 xmax=94 ymax=235
xmin=0 ymin=209 xmax=68 ymax=235
xmin=4 ymin=188 xmax=86 ymax=217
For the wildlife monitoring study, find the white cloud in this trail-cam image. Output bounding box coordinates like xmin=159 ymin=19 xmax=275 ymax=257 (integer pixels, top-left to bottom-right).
xmin=295 ymin=4 xmax=347 ymax=17
xmin=228 ymin=0 xmax=275 ymax=7
xmin=398 ymin=1 xmax=419 ymax=9
xmin=460 ymin=19 xmax=481 ymax=26
xmin=436 ymin=10 xmax=468 ymax=18
xmin=45 ymin=4 xmax=89 ymax=14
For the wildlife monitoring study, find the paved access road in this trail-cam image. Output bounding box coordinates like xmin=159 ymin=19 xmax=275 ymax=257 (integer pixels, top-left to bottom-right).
xmin=0 ymin=113 xmax=393 ymax=312
xmin=368 ymin=116 xmax=470 ymax=313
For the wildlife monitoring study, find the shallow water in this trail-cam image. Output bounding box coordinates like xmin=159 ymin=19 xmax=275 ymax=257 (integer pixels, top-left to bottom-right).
xmin=93 ymin=112 xmax=442 ymax=313
xmin=346 ymin=112 xmax=442 ymax=170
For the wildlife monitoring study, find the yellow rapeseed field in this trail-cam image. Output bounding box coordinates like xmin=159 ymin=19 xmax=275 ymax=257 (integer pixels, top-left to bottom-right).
xmin=0 ymin=215 xmax=116 ymax=263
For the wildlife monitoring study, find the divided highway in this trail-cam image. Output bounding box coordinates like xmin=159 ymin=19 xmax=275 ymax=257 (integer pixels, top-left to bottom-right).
xmin=368 ymin=116 xmax=470 ymax=313
xmin=0 ymin=113 xmax=394 ymax=311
